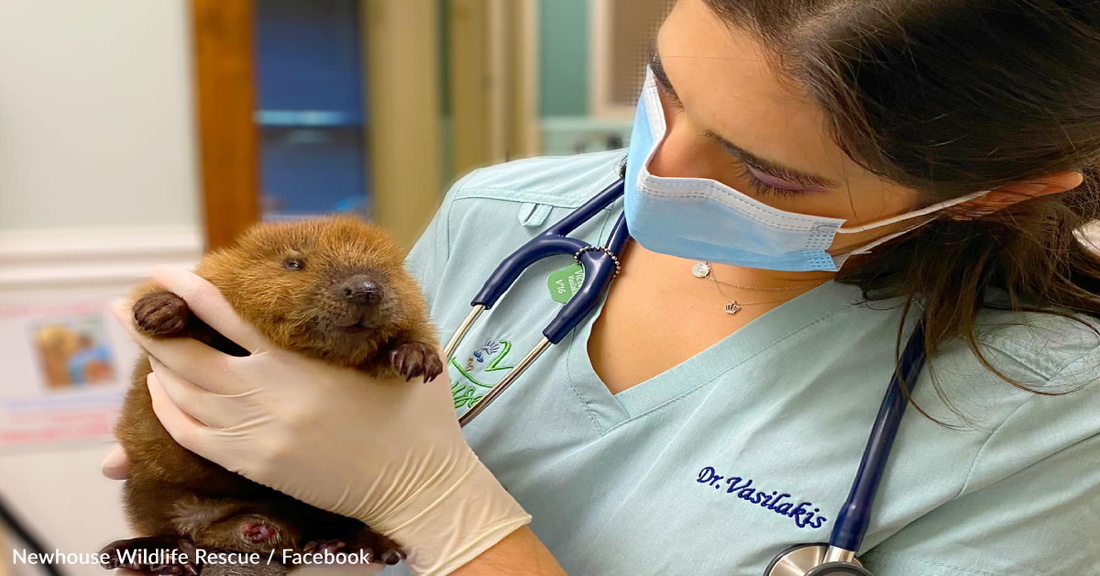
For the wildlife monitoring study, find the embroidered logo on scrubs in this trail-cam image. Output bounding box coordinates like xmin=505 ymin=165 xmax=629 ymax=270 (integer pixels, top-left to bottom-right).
xmin=449 ymin=339 xmax=515 ymax=409
xmin=696 ymin=466 xmax=828 ymax=530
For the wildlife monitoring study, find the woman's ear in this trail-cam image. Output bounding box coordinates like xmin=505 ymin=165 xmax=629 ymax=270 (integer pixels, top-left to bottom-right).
xmin=952 ymin=171 xmax=1084 ymax=218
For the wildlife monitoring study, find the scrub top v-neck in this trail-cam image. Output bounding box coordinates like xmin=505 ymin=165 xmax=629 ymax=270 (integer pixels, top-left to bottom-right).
xmin=561 ymin=278 xmax=855 ymax=434
xmin=382 ymin=150 xmax=1100 ymax=576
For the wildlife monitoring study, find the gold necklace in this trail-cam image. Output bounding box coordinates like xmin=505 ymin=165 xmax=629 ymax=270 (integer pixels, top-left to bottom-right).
xmin=691 ymin=262 xmax=826 ymax=315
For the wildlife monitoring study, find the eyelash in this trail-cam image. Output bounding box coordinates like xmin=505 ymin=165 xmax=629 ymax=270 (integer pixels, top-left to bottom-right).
xmin=651 ymin=67 xmax=804 ymax=198
xmin=732 ymin=160 xmax=806 ymax=199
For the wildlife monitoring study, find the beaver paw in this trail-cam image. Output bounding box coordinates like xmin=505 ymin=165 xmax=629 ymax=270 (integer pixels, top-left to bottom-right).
xmin=100 ymin=536 xmax=200 ymax=576
xmin=301 ymin=539 xmax=373 ymax=565
xmin=300 ymin=541 xmax=402 ymax=566
xmin=378 ymin=547 xmax=405 ymax=566
xmin=359 ymin=527 xmax=404 ymax=566
xmin=389 ymin=342 xmax=444 ymax=382
xmin=301 ymin=539 xmax=349 ymax=556
xmin=134 ymin=292 xmax=191 ymax=337
xmin=300 ymin=540 xmax=387 ymax=566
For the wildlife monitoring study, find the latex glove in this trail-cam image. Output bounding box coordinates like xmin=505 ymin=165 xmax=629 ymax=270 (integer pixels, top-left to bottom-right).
xmin=101 ymin=443 xmax=130 ymax=480
xmin=101 ymin=446 xmax=387 ymax=576
xmin=111 ymin=266 xmax=531 ymax=576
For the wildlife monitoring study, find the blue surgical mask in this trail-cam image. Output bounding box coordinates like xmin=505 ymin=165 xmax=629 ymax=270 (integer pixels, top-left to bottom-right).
xmin=623 ymin=67 xmax=987 ymax=272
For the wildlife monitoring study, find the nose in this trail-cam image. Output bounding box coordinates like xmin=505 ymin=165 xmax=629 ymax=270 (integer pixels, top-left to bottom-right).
xmin=646 ymin=95 xmax=720 ymax=180
xmin=334 ymin=275 xmax=383 ymax=307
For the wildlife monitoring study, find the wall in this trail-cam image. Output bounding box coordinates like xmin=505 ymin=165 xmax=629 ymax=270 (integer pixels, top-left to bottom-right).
xmin=537 ymin=0 xmax=635 ymax=156
xmin=0 ymin=2 xmax=203 ymax=576
xmin=0 ymin=0 xmax=200 ymax=233
xmin=538 ymin=0 xmax=589 ymax=118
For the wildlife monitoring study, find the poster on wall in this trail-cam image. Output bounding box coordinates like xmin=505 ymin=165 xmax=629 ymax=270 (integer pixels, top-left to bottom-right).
xmin=0 ymin=299 xmax=137 ymax=449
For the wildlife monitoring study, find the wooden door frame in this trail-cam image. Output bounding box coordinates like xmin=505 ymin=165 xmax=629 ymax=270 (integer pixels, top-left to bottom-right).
xmin=447 ymin=0 xmax=540 ymax=179
xmin=361 ymin=0 xmax=443 ymax=248
xmin=190 ymin=0 xmax=260 ymax=252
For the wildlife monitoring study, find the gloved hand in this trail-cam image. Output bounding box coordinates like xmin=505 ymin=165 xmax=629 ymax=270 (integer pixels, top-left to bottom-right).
xmin=110 ymin=266 xmax=531 ymax=576
xmin=102 ymin=443 xmax=130 ymax=480
xmin=104 ymin=445 xmax=389 ymax=576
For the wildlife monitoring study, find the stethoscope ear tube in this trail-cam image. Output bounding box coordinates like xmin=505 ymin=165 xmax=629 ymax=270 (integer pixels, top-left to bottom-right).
xmin=469 ymin=179 xmax=625 ymax=310
xmin=765 ymin=320 xmax=927 ymax=576
xmin=457 ymin=207 xmax=630 ymax=426
xmin=543 ymin=212 xmax=629 ymax=344
xmin=458 ymin=337 xmax=552 ymax=427
xmin=449 ymin=178 xmax=628 ymax=428
xmin=451 ymin=173 xmax=929 ymax=574
xmin=829 ymin=320 xmax=927 ymax=553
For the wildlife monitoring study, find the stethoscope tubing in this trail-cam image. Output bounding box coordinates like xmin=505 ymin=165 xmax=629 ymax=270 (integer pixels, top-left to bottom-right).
xmin=764 ymin=320 xmax=927 ymax=576
xmin=443 ymin=178 xmax=929 ymax=575
xmin=445 ymin=178 xmax=628 ymax=426
xmin=468 ymin=178 xmax=627 ymax=344
xmin=830 ymin=320 xmax=927 ymax=552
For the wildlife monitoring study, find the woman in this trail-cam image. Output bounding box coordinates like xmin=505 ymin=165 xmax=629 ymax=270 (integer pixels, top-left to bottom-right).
xmin=106 ymin=1 xmax=1100 ymax=574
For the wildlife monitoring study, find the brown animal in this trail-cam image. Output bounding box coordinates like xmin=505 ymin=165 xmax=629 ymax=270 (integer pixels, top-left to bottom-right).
xmin=100 ymin=217 xmax=444 ymax=575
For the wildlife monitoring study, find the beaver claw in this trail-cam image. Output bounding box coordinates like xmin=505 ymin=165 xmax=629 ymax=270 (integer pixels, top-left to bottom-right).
xmin=302 ymin=539 xmax=350 ymax=556
xmin=299 ymin=539 xmax=402 ymax=566
xmin=378 ymin=548 xmax=405 ymax=566
xmin=300 ymin=539 xmax=372 ymax=564
xmin=100 ymin=536 xmax=200 ymax=576
xmin=390 ymin=342 xmax=444 ymax=382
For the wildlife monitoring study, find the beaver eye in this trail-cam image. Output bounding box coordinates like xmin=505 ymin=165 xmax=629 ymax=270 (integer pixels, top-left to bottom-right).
xmin=283 ymin=257 xmax=305 ymax=271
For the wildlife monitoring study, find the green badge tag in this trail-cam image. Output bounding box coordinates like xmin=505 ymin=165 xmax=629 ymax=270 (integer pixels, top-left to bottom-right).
xmin=547 ymin=263 xmax=585 ymax=304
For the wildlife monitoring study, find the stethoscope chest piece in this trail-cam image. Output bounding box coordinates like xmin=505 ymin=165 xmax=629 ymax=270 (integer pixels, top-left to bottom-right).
xmin=765 ymin=544 xmax=871 ymax=576
xmin=805 ymin=565 xmax=873 ymax=576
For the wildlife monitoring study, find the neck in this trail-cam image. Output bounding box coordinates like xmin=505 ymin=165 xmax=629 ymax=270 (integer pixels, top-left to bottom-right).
xmin=704 ymin=261 xmax=837 ymax=290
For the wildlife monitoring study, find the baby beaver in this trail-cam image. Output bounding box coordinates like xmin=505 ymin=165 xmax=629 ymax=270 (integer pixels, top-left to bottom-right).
xmin=101 ymin=216 xmax=443 ymax=575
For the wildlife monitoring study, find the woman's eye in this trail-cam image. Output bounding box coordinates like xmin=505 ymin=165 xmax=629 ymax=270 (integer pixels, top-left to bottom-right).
xmin=283 ymin=258 xmax=305 ymax=271
xmin=734 ymin=162 xmax=808 ymax=199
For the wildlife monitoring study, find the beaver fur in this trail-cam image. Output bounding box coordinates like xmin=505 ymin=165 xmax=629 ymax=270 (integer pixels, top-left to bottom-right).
xmin=100 ymin=217 xmax=443 ymax=575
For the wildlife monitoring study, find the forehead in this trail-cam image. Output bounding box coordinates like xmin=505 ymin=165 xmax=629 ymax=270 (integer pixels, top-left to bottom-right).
xmin=241 ymin=219 xmax=397 ymax=257
xmin=657 ymin=0 xmax=876 ymax=187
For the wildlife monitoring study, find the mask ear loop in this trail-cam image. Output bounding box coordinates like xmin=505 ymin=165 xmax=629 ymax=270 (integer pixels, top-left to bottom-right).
xmin=835 ymin=190 xmax=990 ymax=234
xmin=838 ymin=220 xmax=930 ymax=259
xmin=830 ymin=190 xmax=991 ymax=268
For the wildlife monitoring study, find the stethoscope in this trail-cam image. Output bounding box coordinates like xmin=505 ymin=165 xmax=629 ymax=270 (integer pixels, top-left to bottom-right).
xmin=444 ymin=177 xmax=929 ymax=576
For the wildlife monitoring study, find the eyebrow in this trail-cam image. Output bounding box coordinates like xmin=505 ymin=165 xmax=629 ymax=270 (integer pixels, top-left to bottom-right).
xmin=649 ymin=51 xmax=840 ymax=189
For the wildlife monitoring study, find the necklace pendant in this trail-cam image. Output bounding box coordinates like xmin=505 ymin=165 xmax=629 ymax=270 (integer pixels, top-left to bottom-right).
xmin=725 ymin=302 xmax=742 ymax=315
xmin=692 ymin=262 xmax=711 ymax=279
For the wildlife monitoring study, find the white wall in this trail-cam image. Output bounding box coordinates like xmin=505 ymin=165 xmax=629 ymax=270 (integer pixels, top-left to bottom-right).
xmin=0 ymin=2 xmax=203 ymax=576
xmin=0 ymin=0 xmax=200 ymax=232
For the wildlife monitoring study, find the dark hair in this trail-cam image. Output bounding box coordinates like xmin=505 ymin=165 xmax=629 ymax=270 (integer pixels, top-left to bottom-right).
xmin=701 ymin=0 xmax=1100 ymax=422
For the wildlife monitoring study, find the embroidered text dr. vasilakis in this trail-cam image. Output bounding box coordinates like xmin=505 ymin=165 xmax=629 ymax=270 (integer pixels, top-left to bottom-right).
xmin=696 ymin=466 xmax=828 ymax=530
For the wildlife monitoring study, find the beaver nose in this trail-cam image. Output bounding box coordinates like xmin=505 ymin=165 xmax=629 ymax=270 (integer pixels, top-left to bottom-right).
xmin=335 ymin=276 xmax=383 ymax=307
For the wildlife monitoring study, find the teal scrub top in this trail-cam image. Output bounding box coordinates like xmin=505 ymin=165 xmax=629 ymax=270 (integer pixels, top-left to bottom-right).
xmin=383 ymin=150 xmax=1100 ymax=576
